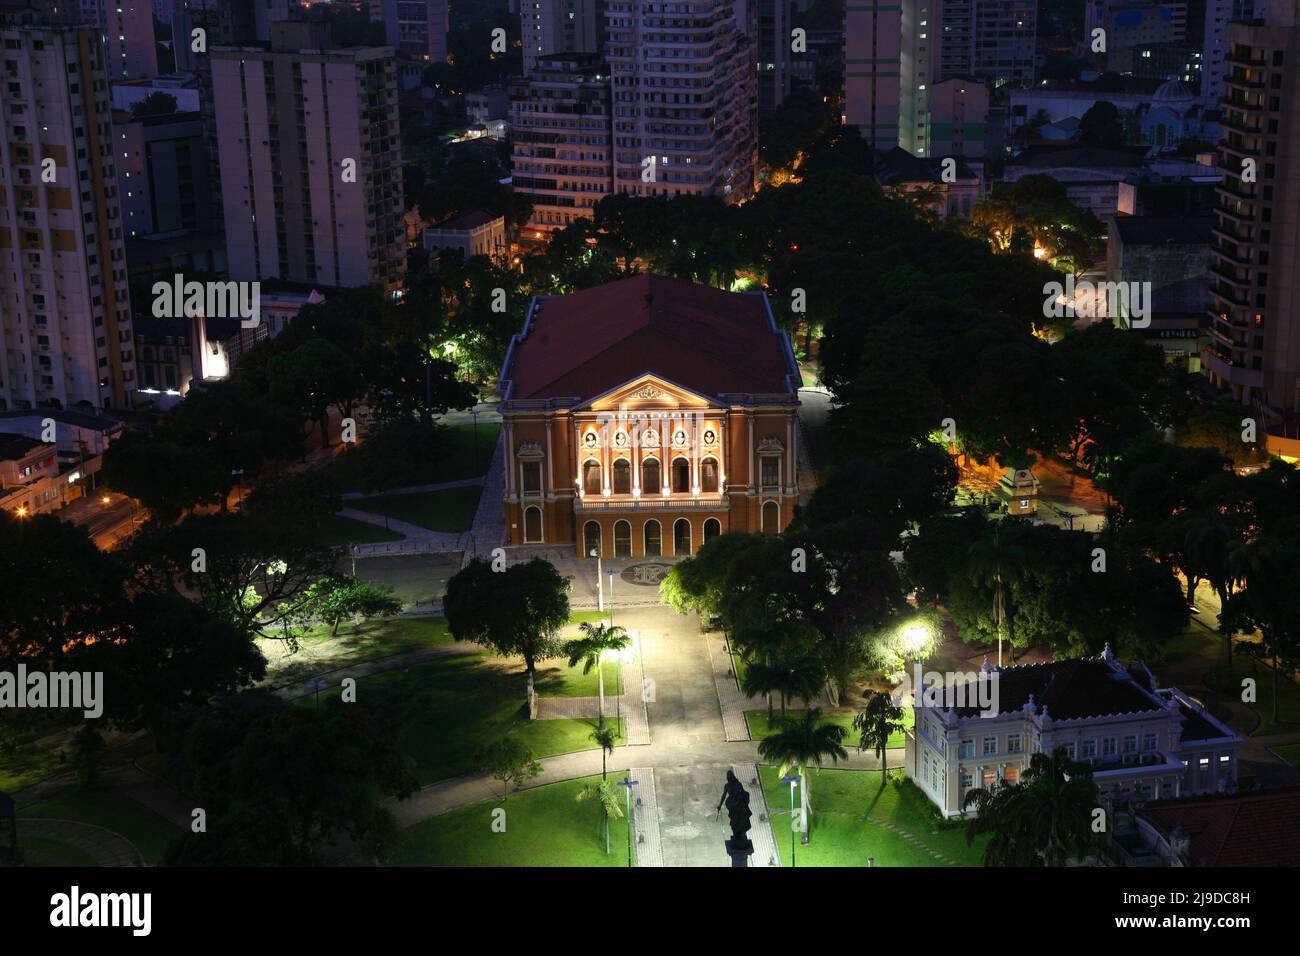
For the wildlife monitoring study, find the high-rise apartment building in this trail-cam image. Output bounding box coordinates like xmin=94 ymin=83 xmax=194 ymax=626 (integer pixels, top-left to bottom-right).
xmin=1205 ymin=1 xmax=1300 ymax=412
xmin=521 ymin=0 xmax=604 ymax=73
xmin=0 ymin=13 xmax=137 ymax=411
xmin=384 ymin=0 xmax=449 ymax=64
xmin=900 ymin=0 xmax=936 ymax=154
xmin=115 ymin=108 xmax=209 ymax=237
xmin=1201 ymin=0 xmax=1264 ymax=99
xmin=757 ymin=0 xmax=791 ymax=111
xmin=918 ymin=0 xmax=1036 ymax=88
xmin=71 ymin=0 xmax=158 ymax=79
xmin=210 ymin=21 xmax=406 ymax=289
xmin=845 ymin=0 xmax=903 ymax=149
xmin=509 ymin=52 xmax=612 ymax=234
xmin=605 ymin=0 xmax=757 ymax=200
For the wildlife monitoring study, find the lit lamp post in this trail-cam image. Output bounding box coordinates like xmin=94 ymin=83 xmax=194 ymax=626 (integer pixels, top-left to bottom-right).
xmin=470 ymin=408 xmax=481 ymax=474
xmin=617 ymin=775 xmax=638 ymax=867
xmin=591 ymin=547 xmax=603 ymax=611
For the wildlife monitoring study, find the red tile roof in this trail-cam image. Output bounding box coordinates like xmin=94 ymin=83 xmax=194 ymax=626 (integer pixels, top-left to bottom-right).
xmin=502 ymin=275 xmax=797 ymax=402
xmin=1141 ymin=788 xmax=1300 ymax=866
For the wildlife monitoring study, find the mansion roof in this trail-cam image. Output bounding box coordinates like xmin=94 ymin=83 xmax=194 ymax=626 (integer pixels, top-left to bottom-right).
xmin=1140 ymin=788 xmax=1300 ymax=867
xmin=956 ymin=657 xmax=1165 ymax=720
xmin=500 ymin=275 xmax=799 ymax=404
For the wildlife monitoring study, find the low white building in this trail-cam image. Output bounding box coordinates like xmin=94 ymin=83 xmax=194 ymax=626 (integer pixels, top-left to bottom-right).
xmin=906 ymin=645 xmax=1242 ymax=817
xmin=422 ymin=211 xmax=508 ymax=263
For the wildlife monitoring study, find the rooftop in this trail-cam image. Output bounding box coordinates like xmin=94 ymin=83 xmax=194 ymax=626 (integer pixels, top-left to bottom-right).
xmin=501 ymin=275 xmax=797 ymax=403
xmin=0 ymin=408 xmax=122 ymax=431
xmin=1113 ymin=216 xmax=1215 ymax=246
xmin=1140 ymin=788 xmax=1300 ymax=866
xmin=951 ymin=653 xmax=1166 ymax=720
xmin=0 ymin=432 xmax=43 ymax=461
xmin=874 ymin=147 xmax=979 ymax=186
xmin=429 ymin=209 xmax=503 ymax=232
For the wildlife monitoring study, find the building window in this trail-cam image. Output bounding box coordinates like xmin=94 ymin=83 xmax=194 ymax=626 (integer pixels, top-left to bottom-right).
xmin=959 ymin=770 xmax=972 ymax=791
xmin=1006 ymin=734 xmax=1022 ymax=754
xmin=1080 ymin=739 xmax=1097 ymax=759
xmin=1103 ymin=737 xmax=1117 ymax=757
xmin=642 ymin=457 xmax=660 ymax=493
xmin=644 ymin=519 xmax=661 ymax=556
xmin=982 ymin=736 xmax=997 ymax=756
xmin=523 ymin=506 xmax=543 ymax=543
xmin=613 ymin=458 xmax=631 ymax=494
xmin=1062 ymin=742 xmax=1077 ymax=760
xmin=583 ymin=459 xmax=601 ymax=495
xmin=1122 ymin=736 xmax=1138 ymax=755
xmin=703 ymin=517 xmax=721 ymax=544
xmin=671 ymin=457 xmax=690 ymax=493
xmin=701 ymin=457 xmax=718 ymax=492
xmin=959 ymin=739 xmax=974 ymax=759
xmin=673 ymin=518 xmax=691 ymax=556
xmin=522 ymin=460 xmax=542 ymax=494
xmin=761 ymin=500 xmax=780 ymax=535
xmin=1142 ymin=733 xmax=1158 ymax=752
xmin=760 ymin=455 xmax=779 ymax=488
xmin=614 ymin=519 xmax=631 ymax=557
xmin=982 ymin=770 xmax=997 ymax=790
xmin=1003 ymin=766 xmax=1020 ymax=784
xmin=583 ymin=520 xmax=601 ymax=558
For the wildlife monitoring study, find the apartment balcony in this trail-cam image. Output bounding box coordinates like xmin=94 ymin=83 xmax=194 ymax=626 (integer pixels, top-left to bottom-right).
xmin=574 ymin=493 xmax=726 ymax=513
xmin=1202 ymin=346 xmax=1262 ymax=388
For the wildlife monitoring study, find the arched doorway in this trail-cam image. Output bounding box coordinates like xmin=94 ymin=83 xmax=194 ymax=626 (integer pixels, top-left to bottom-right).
xmin=583 ymin=459 xmax=602 ymax=495
xmin=524 ymin=506 xmax=542 ymax=543
xmin=761 ymin=500 xmax=780 ymax=535
xmin=614 ymin=520 xmax=632 ymax=557
xmin=671 ymin=457 xmax=690 ymax=493
xmin=673 ymin=518 xmax=692 ymax=555
xmin=703 ymin=517 xmax=721 ymax=544
xmin=642 ymin=457 xmax=661 ymax=494
xmin=644 ymin=519 xmax=662 ymax=556
xmin=583 ymin=520 xmax=602 ymax=557
xmin=701 ymin=457 xmax=719 ymax=492
xmin=613 ymin=459 xmax=631 ymax=494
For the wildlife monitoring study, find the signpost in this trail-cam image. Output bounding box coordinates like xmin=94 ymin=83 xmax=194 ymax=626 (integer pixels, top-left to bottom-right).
xmin=617 ymin=776 xmax=638 ymax=867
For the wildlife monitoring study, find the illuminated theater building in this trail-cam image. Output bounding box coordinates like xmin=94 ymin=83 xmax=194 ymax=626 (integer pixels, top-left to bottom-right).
xmin=497 ymin=275 xmax=801 ymax=557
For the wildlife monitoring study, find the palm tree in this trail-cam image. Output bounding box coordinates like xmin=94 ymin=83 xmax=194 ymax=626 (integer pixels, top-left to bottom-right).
xmin=757 ymin=708 xmax=849 ymax=844
xmin=962 ymin=749 xmax=1101 ymax=866
xmin=853 ymin=690 xmax=906 ymax=784
xmin=563 ymin=622 xmax=631 ymax=729
xmin=576 ymin=778 xmax=624 ymax=854
xmin=740 ymin=649 xmax=826 ymax=720
xmin=968 ymin=522 xmax=1028 ymax=667
xmin=591 ymin=726 xmax=617 ymax=780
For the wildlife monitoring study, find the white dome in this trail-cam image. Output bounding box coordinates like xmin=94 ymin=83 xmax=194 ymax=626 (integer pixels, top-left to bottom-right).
xmin=1152 ymin=79 xmax=1195 ymax=114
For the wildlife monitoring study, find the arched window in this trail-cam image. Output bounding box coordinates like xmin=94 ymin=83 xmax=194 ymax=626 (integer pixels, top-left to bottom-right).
xmin=524 ymin=506 xmax=542 ymax=543
xmin=583 ymin=459 xmax=602 ymax=495
xmin=614 ymin=520 xmax=632 ymax=557
xmin=703 ymin=517 xmax=721 ymax=543
xmin=701 ymin=457 xmax=719 ymax=493
xmin=644 ymin=519 xmax=662 ymax=556
xmin=642 ymin=457 xmax=661 ymax=494
xmin=761 ymin=500 xmax=780 ymax=535
xmin=671 ymin=457 xmax=690 ymax=493
xmin=673 ymin=518 xmax=692 ymax=556
xmin=613 ymin=458 xmax=631 ymax=494
xmin=583 ymin=521 xmax=602 ymax=557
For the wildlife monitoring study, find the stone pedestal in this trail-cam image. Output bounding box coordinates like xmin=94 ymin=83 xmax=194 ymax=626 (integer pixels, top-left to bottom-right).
xmin=725 ymin=836 xmax=754 ymax=867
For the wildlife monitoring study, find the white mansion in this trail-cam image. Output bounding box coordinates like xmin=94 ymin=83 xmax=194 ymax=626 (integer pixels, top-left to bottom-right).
xmin=905 ymin=645 xmax=1243 ymax=817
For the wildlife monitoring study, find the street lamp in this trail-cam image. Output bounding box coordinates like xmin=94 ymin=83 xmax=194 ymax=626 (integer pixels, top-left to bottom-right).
xmin=470 ymin=408 xmax=481 ymax=474
xmin=617 ymin=775 xmax=638 ymax=867
xmin=591 ymin=547 xmax=603 ymax=611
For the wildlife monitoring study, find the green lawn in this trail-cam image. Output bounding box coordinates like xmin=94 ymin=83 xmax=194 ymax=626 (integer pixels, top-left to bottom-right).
xmin=20 ymin=836 xmax=100 ymax=867
xmin=0 ymin=736 xmax=64 ymax=793
xmin=307 ymin=653 xmax=623 ymax=785
xmin=1205 ymin=652 xmax=1300 ymax=736
xmin=535 ymin=659 xmax=623 ymax=699
xmin=745 ymin=707 xmax=914 ymax=750
xmin=349 ymin=486 xmax=482 ymax=533
xmin=19 ymin=790 xmax=183 ymax=866
xmin=328 ymin=421 xmax=502 ymax=489
xmin=757 ymin=766 xmax=985 ymax=867
xmin=388 ymin=774 xmax=626 ymax=866
xmin=306 ymin=513 xmax=405 ymax=547
xmin=259 ymin=618 xmax=456 ymax=684
xmin=1269 ymin=742 xmax=1300 ymax=768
